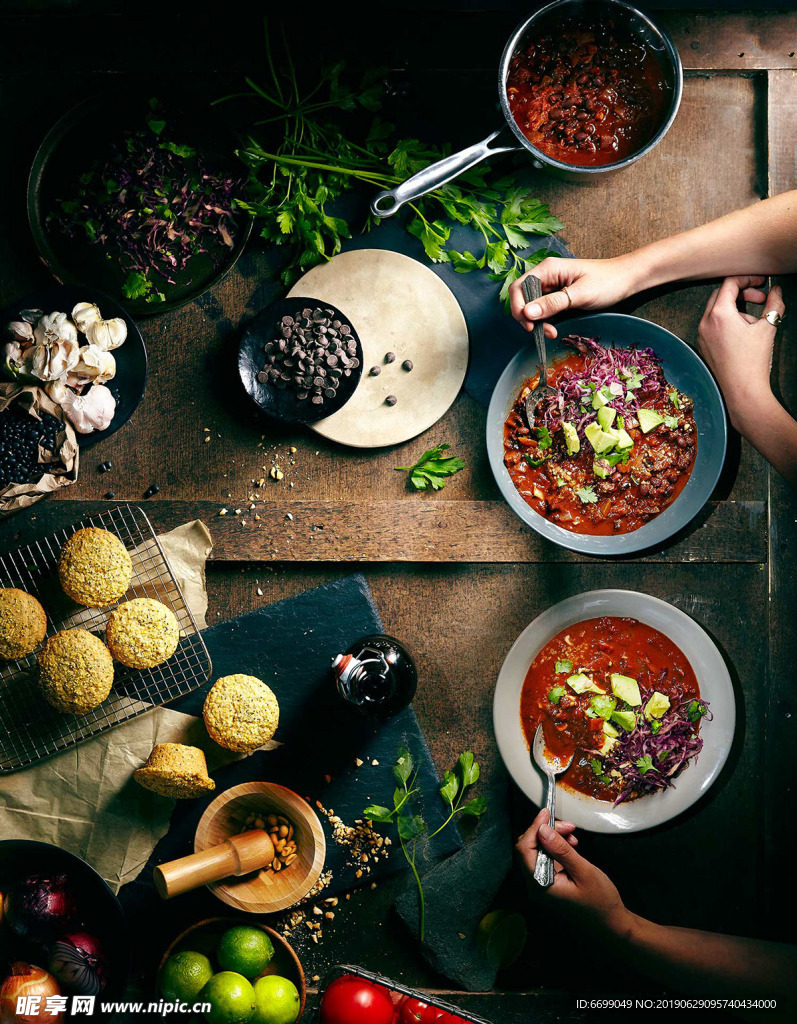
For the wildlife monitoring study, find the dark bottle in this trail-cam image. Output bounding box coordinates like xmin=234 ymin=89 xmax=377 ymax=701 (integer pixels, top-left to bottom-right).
xmin=331 ymin=634 xmax=418 ymax=719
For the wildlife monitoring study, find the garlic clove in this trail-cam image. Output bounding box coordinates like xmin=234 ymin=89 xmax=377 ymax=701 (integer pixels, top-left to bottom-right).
xmin=58 ymin=383 xmax=116 ymax=433
xmin=72 ymin=302 xmax=102 ymax=334
xmin=30 ymin=334 xmax=81 ymax=382
xmin=85 ymin=317 xmax=127 ymax=351
xmin=72 ymin=344 xmax=116 ymax=384
xmin=6 ymin=321 xmax=33 ymax=342
xmin=34 ymin=311 xmax=78 ymax=347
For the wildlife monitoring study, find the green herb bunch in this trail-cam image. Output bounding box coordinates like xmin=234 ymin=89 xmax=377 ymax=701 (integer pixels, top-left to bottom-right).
xmin=217 ymin=26 xmax=563 ymax=306
xmin=365 ymin=747 xmax=487 ymax=941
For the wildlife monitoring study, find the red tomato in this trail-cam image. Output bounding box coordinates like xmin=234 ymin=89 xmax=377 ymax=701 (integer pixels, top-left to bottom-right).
xmin=320 ymin=974 xmax=396 ymax=1024
xmin=433 ymin=1014 xmax=461 ymax=1023
xmin=399 ymin=998 xmax=439 ymax=1024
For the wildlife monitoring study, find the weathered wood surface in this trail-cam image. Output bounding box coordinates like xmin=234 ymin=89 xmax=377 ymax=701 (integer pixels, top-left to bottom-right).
xmin=0 ymin=498 xmax=767 ymax=564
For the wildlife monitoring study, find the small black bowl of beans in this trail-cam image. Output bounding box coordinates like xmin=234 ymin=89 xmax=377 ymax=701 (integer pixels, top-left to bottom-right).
xmin=238 ymin=296 xmax=364 ymax=424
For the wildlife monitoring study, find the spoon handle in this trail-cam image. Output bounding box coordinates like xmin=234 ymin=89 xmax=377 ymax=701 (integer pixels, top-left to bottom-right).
xmin=521 ymin=275 xmax=547 ymax=386
xmin=533 ymin=772 xmax=557 ymax=888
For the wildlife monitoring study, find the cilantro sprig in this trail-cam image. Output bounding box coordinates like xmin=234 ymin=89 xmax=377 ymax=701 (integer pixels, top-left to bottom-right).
xmin=218 ymin=28 xmax=563 ymax=305
xmin=395 ymin=443 xmax=465 ymax=491
xmin=365 ymin=748 xmax=487 ymax=941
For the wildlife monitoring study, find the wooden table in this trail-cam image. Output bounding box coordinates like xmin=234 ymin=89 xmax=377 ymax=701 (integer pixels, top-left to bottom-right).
xmin=1 ymin=7 xmax=795 ymax=1021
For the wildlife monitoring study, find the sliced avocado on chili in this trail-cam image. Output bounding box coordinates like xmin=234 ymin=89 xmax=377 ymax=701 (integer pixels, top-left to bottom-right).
xmin=610 ymin=673 xmax=642 ymax=706
xmin=584 ymin=422 xmax=617 ymax=455
xmin=562 ymin=421 xmax=580 ymax=456
xmin=597 ymin=406 xmax=617 ymax=431
xmin=638 ymin=408 xmax=665 ymax=434
xmin=610 ymin=709 xmax=637 ymax=731
xmin=644 ymin=691 xmax=671 ymax=720
xmin=566 ymin=672 xmax=604 ymax=695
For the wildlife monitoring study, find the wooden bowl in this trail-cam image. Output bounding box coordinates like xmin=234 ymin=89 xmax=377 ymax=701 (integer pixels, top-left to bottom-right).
xmin=195 ymin=782 xmax=326 ymax=914
xmin=159 ymin=916 xmax=306 ymax=1018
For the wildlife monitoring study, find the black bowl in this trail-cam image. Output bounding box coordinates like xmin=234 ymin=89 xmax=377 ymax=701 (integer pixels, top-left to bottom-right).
xmin=239 ymin=296 xmax=364 ymax=424
xmin=28 ymin=92 xmax=252 ymax=316
xmin=0 ymin=840 xmax=130 ymax=1009
xmin=1 ymin=285 xmax=147 ymax=450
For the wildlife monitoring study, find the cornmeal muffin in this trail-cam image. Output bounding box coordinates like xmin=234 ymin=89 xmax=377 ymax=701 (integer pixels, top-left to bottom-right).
xmin=203 ymin=674 xmax=280 ymax=753
xmin=106 ymin=598 xmax=180 ymax=669
xmin=0 ymin=588 xmax=47 ymax=659
xmin=133 ymin=743 xmax=215 ymax=799
xmin=38 ymin=628 xmax=114 ymax=714
xmin=58 ymin=527 xmax=133 ymax=607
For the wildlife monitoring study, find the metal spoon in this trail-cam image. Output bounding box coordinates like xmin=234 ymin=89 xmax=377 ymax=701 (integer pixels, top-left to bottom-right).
xmin=522 ymin=275 xmax=558 ymax=428
xmin=531 ymin=723 xmax=574 ymax=888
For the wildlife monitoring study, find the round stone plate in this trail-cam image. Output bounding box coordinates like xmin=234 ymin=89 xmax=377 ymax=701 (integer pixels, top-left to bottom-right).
xmin=287 ymin=249 xmax=469 ymax=448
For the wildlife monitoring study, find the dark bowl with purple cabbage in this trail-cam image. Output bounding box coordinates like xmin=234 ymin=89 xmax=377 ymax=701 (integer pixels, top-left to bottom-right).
xmin=28 ymin=92 xmax=253 ymax=316
xmin=487 ymin=312 xmax=728 ymax=556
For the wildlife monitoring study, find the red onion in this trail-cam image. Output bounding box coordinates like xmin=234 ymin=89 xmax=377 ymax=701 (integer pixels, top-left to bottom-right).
xmin=3 ymin=876 xmax=77 ymax=945
xmin=49 ymin=932 xmax=108 ymax=996
xmin=0 ymin=963 xmax=63 ymax=1024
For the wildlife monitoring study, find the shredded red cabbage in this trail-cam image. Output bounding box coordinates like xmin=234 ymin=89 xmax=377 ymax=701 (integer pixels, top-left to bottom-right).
xmin=538 ymin=334 xmax=668 ymax=437
xmin=588 ymin=685 xmax=710 ymax=805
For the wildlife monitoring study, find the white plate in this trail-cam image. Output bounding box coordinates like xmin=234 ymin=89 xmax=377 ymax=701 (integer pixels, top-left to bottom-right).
xmin=493 ymin=589 xmax=735 ymax=832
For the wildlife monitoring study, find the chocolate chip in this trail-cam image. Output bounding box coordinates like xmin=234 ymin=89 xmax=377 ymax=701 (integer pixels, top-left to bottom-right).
xmin=385 ymin=352 xmax=396 ymax=363
xmin=369 ymin=366 xmax=381 ymax=376
xmin=402 ymin=359 xmax=413 ymax=372
xmin=385 ymin=395 xmax=397 ymax=406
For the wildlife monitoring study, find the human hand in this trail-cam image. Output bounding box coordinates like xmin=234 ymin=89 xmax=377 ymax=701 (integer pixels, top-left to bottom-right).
xmin=697 ymin=276 xmax=784 ymax=426
xmin=509 ymin=255 xmax=640 ymax=338
xmin=516 ymin=808 xmax=630 ymax=934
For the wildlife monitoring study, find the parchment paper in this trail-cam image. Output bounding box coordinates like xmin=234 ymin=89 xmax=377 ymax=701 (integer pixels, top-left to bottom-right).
xmin=0 ymin=520 xmax=215 ymax=892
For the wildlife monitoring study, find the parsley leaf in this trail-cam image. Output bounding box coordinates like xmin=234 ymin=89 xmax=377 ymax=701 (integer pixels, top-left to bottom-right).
xmin=576 ymin=485 xmax=598 ymax=504
xmin=636 ymin=755 xmax=655 ymax=774
xmin=395 ymin=443 xmax=465 ymax=491
xmin=589 ymin=758 xmax=604 ymax=776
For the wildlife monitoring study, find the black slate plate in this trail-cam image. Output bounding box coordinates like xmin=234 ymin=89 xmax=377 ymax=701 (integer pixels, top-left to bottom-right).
xmin=239 ymin=296 xmax=364 ymax=423
xmin=120 ymin=574 xmax=460 ymax=933
xmin=28 ymin=92 xmax=252 ymax=317
xmin=1 ymin=284 xmax=147 ymax=449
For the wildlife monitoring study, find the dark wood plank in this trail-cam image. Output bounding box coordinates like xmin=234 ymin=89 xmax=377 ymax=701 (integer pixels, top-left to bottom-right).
xmin=0 ymin=498 xmax=766 ymax=564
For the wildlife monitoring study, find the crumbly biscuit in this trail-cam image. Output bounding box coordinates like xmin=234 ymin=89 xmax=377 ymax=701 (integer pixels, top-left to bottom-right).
xmin=0 ymin=588 xmax=47 ymax=659
xmin=58 ymin=527 xmax=133 ymax=607
xmin=106 ymin=598 xmax=179 ymax=669
xmin=133 ymin=743 xmax=215 ymax=798
xmin=203 ymin=674 xmax=280 ymax=753
xmin=38 ymin=628 xmax=114 ymax=714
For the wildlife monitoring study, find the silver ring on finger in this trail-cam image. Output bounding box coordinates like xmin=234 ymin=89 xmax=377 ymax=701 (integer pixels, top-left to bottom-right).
xmin=562 ymin=286 xmax=573 ymax=309
xmin=763 ymin=309 xmax=784 ymax=326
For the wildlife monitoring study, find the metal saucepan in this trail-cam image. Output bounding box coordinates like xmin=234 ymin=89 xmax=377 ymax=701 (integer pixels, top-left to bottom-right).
xmin=371 ymin=0 xmax=683 ymax=217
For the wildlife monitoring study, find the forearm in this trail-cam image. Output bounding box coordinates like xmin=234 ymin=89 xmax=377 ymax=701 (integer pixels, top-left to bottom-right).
xmin=615 ymin=912 xmax=797 ymax=1006
xmin=617 ymin=191 xmax=797 ymax=295
xmin=729 ymin=389 xmax=797 ymax=488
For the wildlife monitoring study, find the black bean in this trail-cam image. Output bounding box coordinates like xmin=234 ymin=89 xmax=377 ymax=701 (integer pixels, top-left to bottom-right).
xmin=144 ymin=484 xmax=160 ymax=498
xmin=104 ymin=491 xmax=115 ymax=500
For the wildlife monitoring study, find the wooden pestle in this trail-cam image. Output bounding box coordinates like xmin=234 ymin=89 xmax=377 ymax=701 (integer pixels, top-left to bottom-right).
xmin=153 ymin=829 xmax=275 ymax=899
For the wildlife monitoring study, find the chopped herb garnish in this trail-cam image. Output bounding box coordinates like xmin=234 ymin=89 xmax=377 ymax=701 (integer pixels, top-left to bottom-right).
xmin=669 ymin=389 xmax=681 ymax=410
xmin=589 ymin=694 xmax=617 ymax=720
xmin=536 ymin=426 xmax=553 ymax=450
xmin=576 ymin=485 xmax=598 ymax=504
xmin=548 ymin=686 xmax=566 ymax=705
xmin=686 ymin=699 xmax=708 ymax=723
xmin=635 ymin=755 xmax=655 ymax=775
xmin=664 ymin=415 xmax=679 ymax=429
xmin=589 ymin=758 xmax=604 ymax=776
xmin=650 ymin=720 xmax=662 ymax=735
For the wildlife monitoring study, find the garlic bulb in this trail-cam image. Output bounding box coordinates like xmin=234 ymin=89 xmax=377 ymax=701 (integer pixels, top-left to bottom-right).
xmin=34 ymin=311 xmax=78 ymax=347
xmin=58 ymin=384 xmax=116 ymax=434
xmin=85 ymin=317 xmax=127 ymax=351
xmin=72 ymin=302 xmax=102 ymax=334
xmin=6 ymin=321 xmax=33 ymax=342
xmin=30 ymin=334 xmax=80 ymax=382
xmin=71 ymin=345 xmax=116 ymax=384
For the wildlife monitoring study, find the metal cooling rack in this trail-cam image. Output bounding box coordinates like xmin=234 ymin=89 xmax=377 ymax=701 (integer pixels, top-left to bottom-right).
xmin=0 ymin=503 xmax=212 ymax=773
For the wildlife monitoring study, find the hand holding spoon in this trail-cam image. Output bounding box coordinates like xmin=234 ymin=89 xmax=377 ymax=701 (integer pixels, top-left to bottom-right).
xmin=531 ymin=723 xmax=574 ymax=887
xmin=522 ymin=275 xmax=558 ymax=428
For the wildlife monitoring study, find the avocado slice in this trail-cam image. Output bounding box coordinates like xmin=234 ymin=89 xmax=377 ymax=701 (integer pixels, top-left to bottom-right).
xmin=611 ymin=709 xmax=637 ymax=731
xmin=603 ymin=720 xmax=620 ymax=738
xmin=584 ymin=422 xmax=618 ymax=455
xmin=591 ymin=386 xmax=612 ymax=411
xmin=593 ymin=459 xmax=611 ymax=480
xmin=611 ymin=427 xmax=635 ymax=450
xmin=566 ymin=672 xmax=604 ymax=695
xmin=562 ymin=421 xmax=580 ymax=456
xmin=644 ymin=691 xmax=671 ymax=720
xmin=599 ymin=734 xmax=618 ymax=755
xmin=597 ymin=406 xmax=617 ymax=431
xmin=638 ymin=408 xmax=665 ymax=434
xmin=610 ymin=673 xmax=642 ymax=707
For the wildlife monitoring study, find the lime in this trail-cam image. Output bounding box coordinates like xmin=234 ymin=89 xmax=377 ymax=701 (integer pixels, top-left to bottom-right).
xmin=159 ymin=951 xmax=214 ymax=1003
xmin=477 ymin=910 xmax=528 ymax=970
xmin=217 ymin=926 xmax=274 ymax=979
xmin=252 ymin=975 xmax=301 ymax=1024
xmin=200 ymin=972 xmax=256 ymax=1024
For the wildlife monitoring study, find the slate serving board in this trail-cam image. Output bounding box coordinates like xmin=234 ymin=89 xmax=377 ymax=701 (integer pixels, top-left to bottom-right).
xmin=122 ymin=574 xmax=460 ymax=921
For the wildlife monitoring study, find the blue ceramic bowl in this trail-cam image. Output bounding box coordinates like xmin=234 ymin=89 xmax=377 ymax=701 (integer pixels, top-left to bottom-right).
xmin=487 ymin=313 xmax=728 ymax=556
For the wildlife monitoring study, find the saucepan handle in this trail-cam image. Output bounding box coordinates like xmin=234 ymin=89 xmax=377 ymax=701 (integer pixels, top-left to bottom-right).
xmin=370 ymin=128 xmax=520 ymax=218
